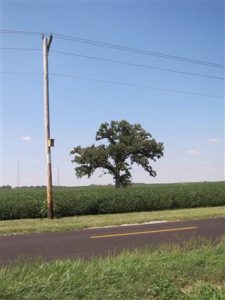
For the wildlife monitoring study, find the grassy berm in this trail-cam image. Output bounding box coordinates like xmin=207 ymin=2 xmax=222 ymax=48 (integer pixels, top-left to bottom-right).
xmin=0 ymin=181 xmax=225 ymax=220
xmin=0 ymin=238 xmax=225 ymax=300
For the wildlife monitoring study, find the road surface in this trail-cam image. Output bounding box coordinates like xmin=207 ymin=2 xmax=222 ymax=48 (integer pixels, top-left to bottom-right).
xmin=0 ymin=217 xmax=224 ymax=265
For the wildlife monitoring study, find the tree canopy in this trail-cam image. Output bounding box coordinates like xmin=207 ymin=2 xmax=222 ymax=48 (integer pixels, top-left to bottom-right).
xmin=71 ymin=120 xmax=164 ymax=188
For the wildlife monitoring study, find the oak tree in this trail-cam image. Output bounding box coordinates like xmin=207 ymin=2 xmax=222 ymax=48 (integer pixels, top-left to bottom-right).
xmin=71 ymin=120 xmax=164 ymax=188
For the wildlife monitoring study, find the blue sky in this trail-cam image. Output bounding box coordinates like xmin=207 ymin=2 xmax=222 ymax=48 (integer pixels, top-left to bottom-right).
xmin=0 ymin=0 xmax=224 ymax=186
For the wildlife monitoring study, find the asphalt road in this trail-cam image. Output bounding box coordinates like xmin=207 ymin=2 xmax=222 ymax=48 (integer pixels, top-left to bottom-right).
xmin=0 ymin=217 xmax=224 ymax=265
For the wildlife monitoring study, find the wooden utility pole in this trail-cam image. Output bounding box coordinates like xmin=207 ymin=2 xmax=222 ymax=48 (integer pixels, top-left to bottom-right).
xmin=42 ymin=34 xmax=54 ymax=219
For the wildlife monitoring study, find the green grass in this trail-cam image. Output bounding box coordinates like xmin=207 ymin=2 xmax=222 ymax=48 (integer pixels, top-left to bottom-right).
xmin=0 ymin=205 xmax=224 ymax=235
xmin=1 ymin=181 xmax=225 ymax=220
xmin=1 ymin=238 xmax=225 ymax=299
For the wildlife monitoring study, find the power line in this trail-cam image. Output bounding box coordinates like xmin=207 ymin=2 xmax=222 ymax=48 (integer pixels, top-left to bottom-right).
xmin=1 ymin=47 xmax=224 ymax=81
xmin=0 ymin=47 xmax=41 ymax=51
xmin=1 ymin=71 xmax=41 ymax=75
xmin=1 ymin=70 xmax=223 ymax=99
xmin=52 ymin=34 xmax=225 ymax=69
xmin=0 ymin=29 xmax=43 ymax=36
xmin=49 ymin=72 xmax=224 ymax=99
xmin=1 ymin=29 xmax=224 ymax=68
xmin=51 ymin=50 xmax=224 ymax=81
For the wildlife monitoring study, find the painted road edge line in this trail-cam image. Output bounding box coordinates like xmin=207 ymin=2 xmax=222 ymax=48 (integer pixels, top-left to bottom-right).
xmin=90 ymin=226 xmax=197 ymax=239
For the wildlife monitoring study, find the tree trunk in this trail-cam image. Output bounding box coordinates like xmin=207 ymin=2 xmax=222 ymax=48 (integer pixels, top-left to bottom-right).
xmin=115 ymin=182 xmax=121 ymax=188
xmin=115 ymin=173 xmax=121 ymax=188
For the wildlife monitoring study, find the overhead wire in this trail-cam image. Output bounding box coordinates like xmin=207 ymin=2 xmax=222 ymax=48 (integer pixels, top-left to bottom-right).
xmin=1 ymin=47 xmax=224 ymax=81
xmin=1 ymin=30 xmax=224 ymax=100
xmin=0 ymin=47 xmax=41 ymax=51
xmin=49 ymin=72 xmax=224 ymax=99
xmin=52 ymin=33 xmax=225 ymax=68
xmin=0 ymin=29 xmax=43 ymax=36
xmin=51 ymin=49 xmax=225 ymax=81
xmin=1 ymin=29 xmax=224 ymax=68
xmin=1 ymin=71 xmax=223 ymax=99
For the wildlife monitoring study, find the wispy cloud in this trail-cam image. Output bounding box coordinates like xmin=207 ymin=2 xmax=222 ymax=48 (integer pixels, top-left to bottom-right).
xmin=20 ymin=136 xmax=32 ymax=141
xmin=205 ymin=138 xmax=218 ymax=144
xmin=188 ymin=150 xmax=200 ymax=155
xmin=31 ymin=160 xmax=40 ymax=164
xmin=201 ymin=161 xmax=209 ymax=165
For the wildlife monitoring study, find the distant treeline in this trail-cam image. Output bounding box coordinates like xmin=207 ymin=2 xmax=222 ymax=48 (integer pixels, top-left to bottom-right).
xmin=0 ymin=185 xmax=12 ymax=189
xmin=0 ymin=182 xmax=214 ymax=190
xmin=0 ymin=185 xmax=46 ymax=189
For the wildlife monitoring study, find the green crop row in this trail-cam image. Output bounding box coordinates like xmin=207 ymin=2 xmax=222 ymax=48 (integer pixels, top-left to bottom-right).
xmin=0 ymin=182 xmax=224 ymax=220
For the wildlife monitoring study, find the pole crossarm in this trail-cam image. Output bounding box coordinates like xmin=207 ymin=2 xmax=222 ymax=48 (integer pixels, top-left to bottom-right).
xmin=47 ymin=34 xmax=53 ymax=51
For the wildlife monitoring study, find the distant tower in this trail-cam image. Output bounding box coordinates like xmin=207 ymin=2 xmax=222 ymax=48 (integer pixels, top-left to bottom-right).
xmin=17 ymin=160 xmax=20 ymax=187
xmin=57 ymin=166 xmax=60 ymax=186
